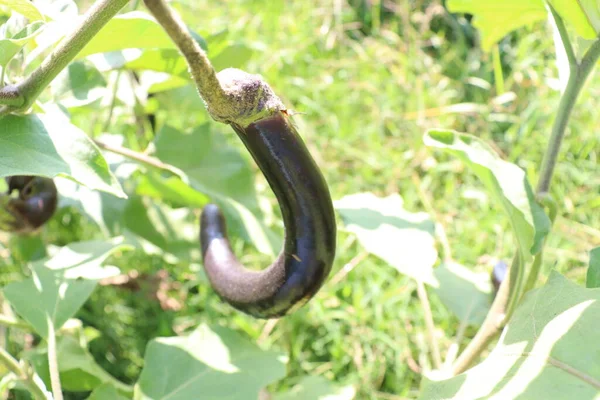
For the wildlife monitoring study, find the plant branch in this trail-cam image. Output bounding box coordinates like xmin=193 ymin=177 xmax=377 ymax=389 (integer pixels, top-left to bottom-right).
xmin=142 ymin=0 xmax=228 ymax=113
xmin=93 ymin=139 xmax=186 ymax=178
xmin=47 ymin=317 xmax=63 ymax=400
xmin=416 ymin=281 xmax=442 ymax=369
xmin=547 ymin=3 xmax=577 ymax=70
xmin=0 ymin=315 xmax=31 ymax=330
xmin=536 ymin=37 xmax=600 ymax=194
xmin=0 ymin=346 xmax=48 ymax=400
xmin=0 ymin=0 xmax=130 ymax=111
xmin=452 ymin=33 xmax=600 ymax=376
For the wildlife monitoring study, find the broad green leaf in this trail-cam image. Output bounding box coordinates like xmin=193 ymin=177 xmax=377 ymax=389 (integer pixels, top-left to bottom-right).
xmin=50 ymin=60 xmax=107 ymax=108
xmin=274 ymin=376 xmax=357 ymax=400
xmin=0 ymin=112 xmax=126 ymax=198
xmin=135 ymin=324 xmax=287 ymax=400
xmin=77 ymin=12 xmax=206 ymax=59
xmin=334 ymin=192 xmax=438 ymax=285
xmin=548 ymin=0 xmax=600 ymax=39
xmin=586 ymin=247 xmax=600 ymax=288
xmin=209 ymin=43 xmax=254 ymax=71
xmin=446 ymin=0 xmax=547 ymax=51
xmin=0 ymin=20 xmax=44 ymax=66
xmin=2 ymin=237 xmax=131 ymax=337
xmin=57 ymin=177 xmax=127 ymax=237
xmin=87 ymin=383 xmax=130 ymax=400
xmin=432 ymin=262 xmax=492 ymax=326
xmin=0 ymin=0 xmax=44 ymax=21
xmin=123 ymin=196 xmax=200 ymax=262
xmin=27 ymin=337 xmax=132 ymax=394
xmin=136 ymin=172 xmax=210 ymax=208
xmin=424 ymin=129 xmax=550 ymax=262
xmin=154 ymin=123 xmax=278 ymax=256
xmin=419 ymin=272 xmax=600 ymax=399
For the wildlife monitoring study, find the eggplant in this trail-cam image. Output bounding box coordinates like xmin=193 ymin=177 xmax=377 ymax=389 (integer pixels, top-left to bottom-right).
xmin=200 ymin=111 xmax=336 ymax=319
xmin=1 ymin=175 xmax=58 ymax=233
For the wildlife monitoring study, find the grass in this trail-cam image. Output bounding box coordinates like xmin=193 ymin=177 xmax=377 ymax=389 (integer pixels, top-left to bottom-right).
xmin=3 ymin=0 xmax=600 ymax=399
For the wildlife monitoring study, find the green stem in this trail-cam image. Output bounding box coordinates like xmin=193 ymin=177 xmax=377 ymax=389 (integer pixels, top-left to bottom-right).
xmin=0 ymin=346 xmax=48 ymax=400
xmin=47 ymin=317 xmax=63 ymax=400
xmin=492 ymin=45 xmax=505 ymax=95
xmin=536 ymin=38 xmax=600 ymax=194
xmin=452 ymin=22 xmax=600 ymax=375
xmin=0 ymin=315 xmax=31 ymax=330
xmin=0 ymin=0 xmax=130 ymax=112
xmin=522 ymin=195 xmax=558 ymax=294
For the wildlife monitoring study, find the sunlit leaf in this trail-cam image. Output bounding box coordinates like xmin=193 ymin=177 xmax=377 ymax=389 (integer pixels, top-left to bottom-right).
xmin=433 ymin=262 xmax=492 ymax=326
xmin=0 ymin=112 xmax=126 ymax=198
xmin=424 ymin=129 xmax=550 ymax=262
xmin=335 ymin=192 xmax=438 ymax=285
xmin=0 ymin=0 xmax=44 ymax=21
xmin=123 ymin=196 xmax=199 ymax=262
xmin=0 ymin=20 xmax=44 ymax=66
xmin=87 ymin=383 xmax=130 ymax=400
xmin=27 ymin=337 xmax=132 ymax=394
xmin=154 ymin=123 xmax=278 ymax=256
xmin=274 ymin=376 xmax=356 ymax=400
xmin=419 ymin=272 xmax=600 ymax=399
xmin=135 ymin=324 xmax=287 ymax=400
xmin=2 ymin=237 xmax=132 ymax=337
xmin=446 ymin=0 xmax=547 ymax=51
xmin=50 ymin=60 xmax=107 ymax=108
xmin=586 ymin=247 xmax=600 ymax=288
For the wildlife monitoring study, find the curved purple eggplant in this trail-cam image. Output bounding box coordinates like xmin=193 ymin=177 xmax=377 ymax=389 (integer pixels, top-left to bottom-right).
xmin=200 ymin=111 xmax=336 ymax=318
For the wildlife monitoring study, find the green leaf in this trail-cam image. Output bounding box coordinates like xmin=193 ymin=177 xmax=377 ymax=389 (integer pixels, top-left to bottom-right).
xmin=0 ymin=20 xmax=44 ymax=66
xmin=0 ymin=113 xmax=126 ymax=198
xmin=424 ymin=129 xmax=550 ymax=262
xmin=0 ymin=0 xmax=44 ymax=21
xmin=77 ymin=12 xmax=205 ymax=59
xmin=585 ymin=247 xmax=600 ymax=288
xmin=334 ymin=192 xmax=438 ymax=285
xmin=50 ymin=60 xmax=107 ymax=108
xmin=2 ymin=237 xmax=131 ymax=337
xmin=135 ymin=324 xmax=287 ymax=400
xmin=548 ymin=0 xmax=600 ymax=39
xmin=123 ymin=196 xmax=199 ymax=262
xmin=87 ymin=383 xmax=130 ymax=400
xmin=27 ymin=337 xmax=132 ymax=394
xmin=446 ymin=0 xmax=547 ymax=51
xmin=154 ymin=123 xmax=278 ymax=256
xmin=274 ymin=376 xmax=357 ymax=400
xmin=57 ymin=177 xmax=127 ymax=237
xmin=419 ymin=272 xmax=600 ymax=399
xmin=432 ymin=262 xmax=492 ymax=326
xmin=136 ymin=172 xmax=210 ymax=208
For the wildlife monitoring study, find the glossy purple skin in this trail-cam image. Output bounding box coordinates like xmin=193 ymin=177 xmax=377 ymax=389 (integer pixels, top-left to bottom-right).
xmin=200 ymin=112 xmax=336 ymax=319
xmin=4 ymin=175 xmax=58 ymax=233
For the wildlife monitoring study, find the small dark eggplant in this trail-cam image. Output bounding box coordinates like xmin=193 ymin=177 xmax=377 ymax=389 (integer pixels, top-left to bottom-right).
xmin=491 ymin=260 xmax=508 ymax=296
xmin=200 ymin=111 xmax=337 ymax=319
xmin=1 ymin=175 xmax=58 ymax=233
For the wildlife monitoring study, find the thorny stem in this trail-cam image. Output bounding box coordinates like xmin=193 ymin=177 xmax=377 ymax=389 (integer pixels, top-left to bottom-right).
xmin=451 ymin=18 xmax=600 ymax=374
xmin=0 ymin=346 xmax=48 ymax=400
xmin=0 ymin=0 xmax=130 ymax=114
